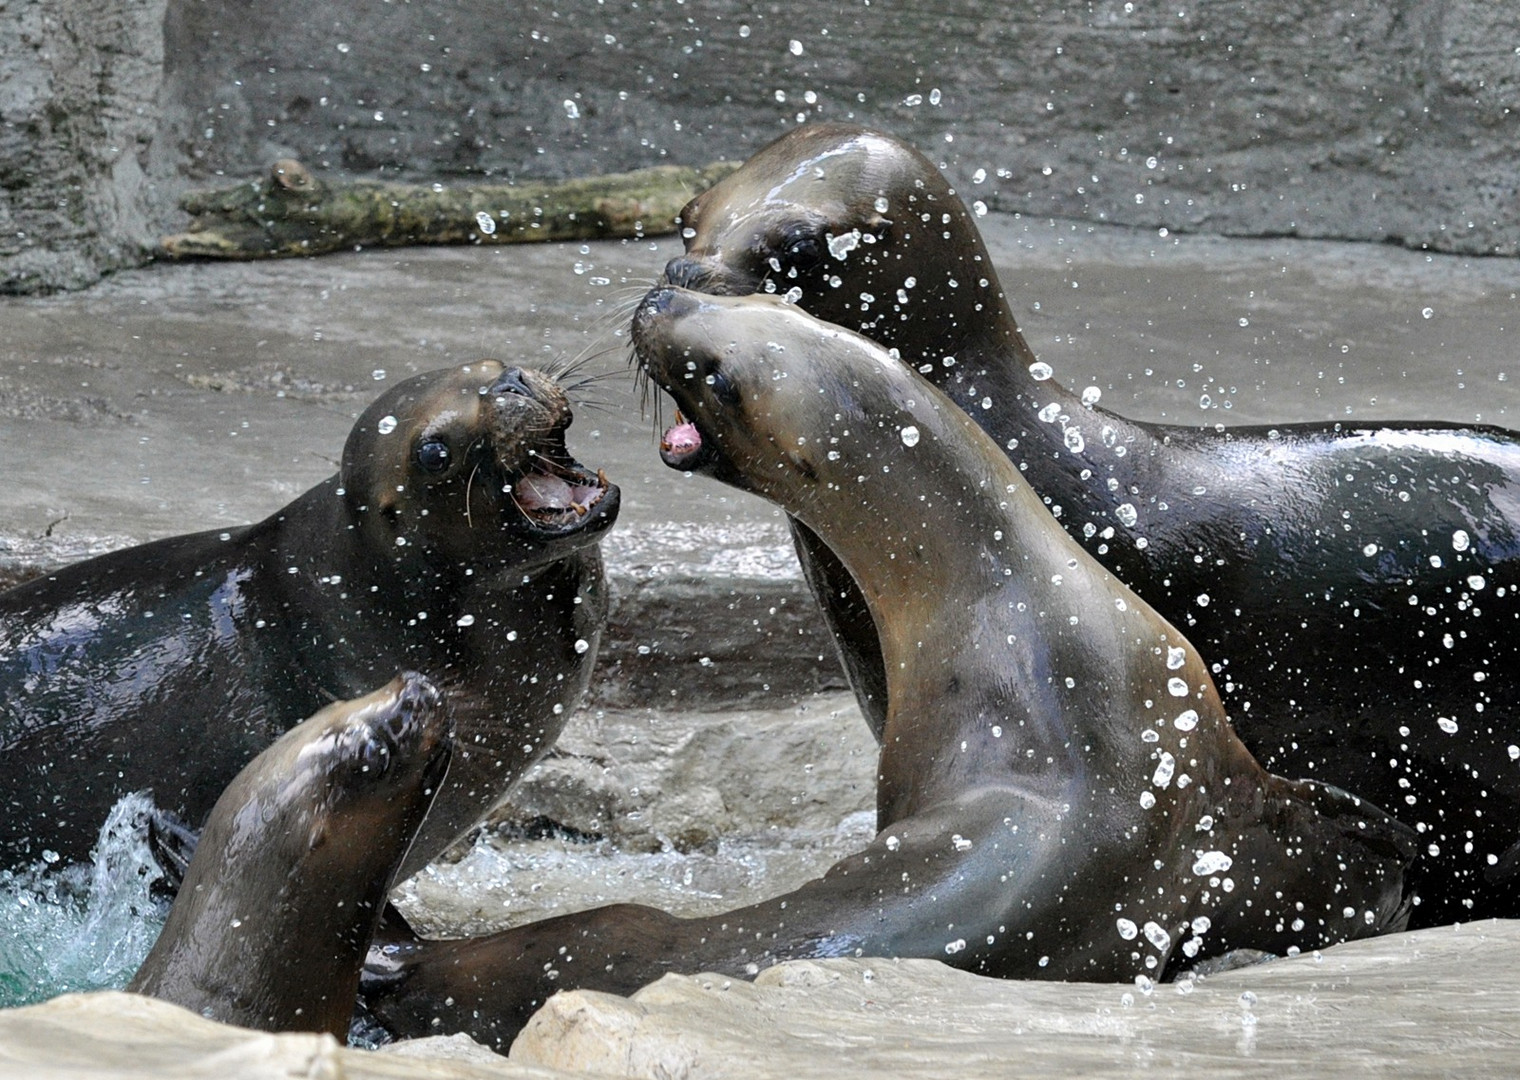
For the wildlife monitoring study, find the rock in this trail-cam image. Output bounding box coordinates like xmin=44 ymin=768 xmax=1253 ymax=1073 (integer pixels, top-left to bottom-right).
xmin=511 ymin=922 xmax=1520 ymax=1079
xmin=0 ymin=0 xmax=167 ymax=293
xmin=0 ymin=991 xmax=543 ymax=1078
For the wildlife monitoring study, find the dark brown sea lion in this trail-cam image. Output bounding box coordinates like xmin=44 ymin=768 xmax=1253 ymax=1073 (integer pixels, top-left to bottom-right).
xmin=0 ymin=360 xmax=618 ymax=879
xmin=663 ymin=122 xmax=1520 ymax=926
xmin=359 ymin=289 xmax=1415 ymax=1051
xmin=129 ymin=672 xmax=451 ymax=1036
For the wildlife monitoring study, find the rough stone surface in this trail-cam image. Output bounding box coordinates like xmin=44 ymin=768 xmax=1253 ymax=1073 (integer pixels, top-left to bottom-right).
xmin=4 ymin=0 xmax=1519 ymax=291
xmin=513 ymin=922 xmax=1520 ymax=1078
xmin=0 ymin=991 xmax=547 ymax=1078
xmin=6 ymin=923 xmax=1518 ymax=1079
xmin=0 ymin=0 xmax=167 ymax=293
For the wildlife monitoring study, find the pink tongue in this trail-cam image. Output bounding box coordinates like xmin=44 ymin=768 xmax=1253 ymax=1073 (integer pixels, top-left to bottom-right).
xmin=516 ymin=473 xmax=573 ymax=510
xmin=662 ymin=422 xmax=702 ymax=455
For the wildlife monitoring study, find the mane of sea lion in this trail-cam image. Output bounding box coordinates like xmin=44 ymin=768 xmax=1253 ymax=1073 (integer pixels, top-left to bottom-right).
xmin=662 ymin=122 xmax=1520 ymax=926
xmin=0 ymin=361 xmax=618 ymax=880
xmin=358 ymin=289 xmax=1415 ymax=1052
xmin=129 ymin=672 xmax=452 ymax=1036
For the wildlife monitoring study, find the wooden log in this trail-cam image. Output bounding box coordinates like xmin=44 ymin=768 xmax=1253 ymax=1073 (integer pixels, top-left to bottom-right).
xmin=158 ymin=159 xmax=738 ymax=259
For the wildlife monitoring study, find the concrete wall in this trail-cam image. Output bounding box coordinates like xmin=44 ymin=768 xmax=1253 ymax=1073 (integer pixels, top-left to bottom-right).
xmin=5 ymin=0 xmax=1518 ymax=292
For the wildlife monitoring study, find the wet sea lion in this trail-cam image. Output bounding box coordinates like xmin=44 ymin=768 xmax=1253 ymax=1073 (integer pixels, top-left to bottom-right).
xmin=0 ymin=360 xmax=617 ymax=879
xmin=360 ymin=289 xmax=1415 ymax=1050
xmin=129 ymin=672 xmax=452 ymax=1036
xmin=663 ymin=123 xmax=1520 ymax=926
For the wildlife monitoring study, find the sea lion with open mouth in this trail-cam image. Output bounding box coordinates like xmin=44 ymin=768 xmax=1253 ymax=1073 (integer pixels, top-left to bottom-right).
xmin=662 ymin=122 xmax=1520 ymax=926
xmin=130 ymin=672 xmax=452 ymax=1036
xmin=0 ymin=360 xmax=618 ymax=879
xmin=358 ymin=289 xmax=1414 ymax=1051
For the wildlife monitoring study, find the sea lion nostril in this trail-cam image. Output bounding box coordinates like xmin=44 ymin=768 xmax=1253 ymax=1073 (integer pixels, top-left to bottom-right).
xmin=663 ymin=256 xmax=706 ymax=290
xmin=491 ymin=368 xmax=535 ymax=398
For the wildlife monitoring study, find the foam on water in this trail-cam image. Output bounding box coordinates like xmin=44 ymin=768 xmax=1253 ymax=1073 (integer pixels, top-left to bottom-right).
xmin=0 ymin=792 xmax=168 ymax=1007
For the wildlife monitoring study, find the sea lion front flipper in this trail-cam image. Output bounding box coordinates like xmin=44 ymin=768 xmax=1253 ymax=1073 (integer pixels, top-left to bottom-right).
xmin=788 ymin=517 xmax=888 ymax=743
xmin=146 ymin=808 xmax=200 ymax=896
xmin=1189 ymin=777 xmax=1418 ymax=968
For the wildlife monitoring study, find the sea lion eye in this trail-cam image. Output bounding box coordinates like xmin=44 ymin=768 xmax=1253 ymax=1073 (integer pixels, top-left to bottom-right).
xmin=706 ymin=369 xmax=741 ymax=408
xmin=415 ymin=438 xmax=452 ymax=474
xmin=783 ymin=236 xmax=822 ymax=271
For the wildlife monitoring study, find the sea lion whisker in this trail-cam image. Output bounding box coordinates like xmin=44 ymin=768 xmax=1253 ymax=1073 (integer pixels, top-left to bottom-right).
xmin=464 ymin=462 xmax=481 ymax=529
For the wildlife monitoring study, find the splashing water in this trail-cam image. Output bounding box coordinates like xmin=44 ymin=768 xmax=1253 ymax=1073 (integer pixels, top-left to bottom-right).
xmin=0 ymin=792 xmax=168 ymax=1007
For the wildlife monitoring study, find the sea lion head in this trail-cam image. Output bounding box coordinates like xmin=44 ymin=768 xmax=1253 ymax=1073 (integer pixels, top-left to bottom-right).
xmin=661 ymin=123 xmax=1009 ymax=361
xmin=131 ymin=672 xmax=453 ymax=1035
xmin=633 ymin=286 xmax=941 ymax=517
xmin=340 ymin=361 xmax=619 ymax=574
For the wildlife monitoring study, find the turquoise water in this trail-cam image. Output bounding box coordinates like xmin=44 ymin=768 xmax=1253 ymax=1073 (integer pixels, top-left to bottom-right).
xmin=0 ymin=794 xmax=169 ymax=1007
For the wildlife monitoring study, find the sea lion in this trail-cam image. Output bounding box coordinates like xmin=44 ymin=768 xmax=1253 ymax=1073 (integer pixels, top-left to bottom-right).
xmin=129 ymin=672 xmax=452 ymax=1036
xmin=0 ymin=360 xmax=618 ymax=879
xmin=359 ymin=289 xmax=1415 ymax=1051
xmin=662 ymin=123 xmax=1520 ymax=926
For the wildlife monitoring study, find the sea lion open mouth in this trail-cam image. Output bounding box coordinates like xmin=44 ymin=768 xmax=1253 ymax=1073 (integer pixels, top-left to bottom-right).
xmin=503 ymin=425 xmax=612 ymax=535
xmin=478 ymin=365 xmax=616 ymax=537
xmin=658 ymin=409 xmax=714 ymax=471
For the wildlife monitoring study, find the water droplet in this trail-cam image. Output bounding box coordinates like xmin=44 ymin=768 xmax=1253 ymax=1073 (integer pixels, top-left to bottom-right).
xmin=1115 ymin=503 xmax=1138 ymax=527
xmin=874 ymin=196 xmax=890 ymax=213
xmin=1422 ymin=307 xmax=1434 ymax=319
xmin=1238 ymin=317 xmax=1250 ymax=327
xmin=1193 ymin=850 xmax=1233 ymax=875
xmin=574 ymin=638 xmax=590 ymax=654
xmin=1143 ymin=921 xmax=1171 ymax=950
xmin=827 ymin=231 xmax=861 ymax=260
xmin=929 ymin=88 xmax=942 ymax=105
xmin=1166 ymin=646 xmax=1186 ymax=670
xmin=1029 ymin=361 xmax=1054 ymax=381
xmin=783 ymin=286 xmax=804 ymax=304
xmin=1152 ymin=752 xmax=1176 ymax=787
xmin=1134 ymin=974 xmax=1155 ymax=995
xmin=335 ymin=42 xmax=351 ymax=54
xmin=944 ymin=938 xmax=966 ymax=954
xmin=951 ymin=834 xmax=973 ymax=852
xmin=1453 ymin=529 xmax=1470 ymax=552
xmin=1116 ymin=917 xmax=1139 ymax=940
xmin=1173 ymin=709 xmax=1199 ymax=732
xmin=884 ymin=835 xmax=901 ymax=851
xmin=903 ymin=93 xmax=923 ymax=107
xmin=1081 ymin=385 xmax=1102 ymax=406
xmin=1437 ymin=717 xmax=1459 ymax=734
xmin=789 ymin=38 xmax=804 ymax=55
xmin=1139 ymin=791 xmax=1157 ymax=809
xmin=1038 ymin=402 xmax=1062 ymax=423
xmin=475 ymin=211 xmax=497 ymax=235
xmin=377 ymin=415 xmax=398 ymax=435
xmin=900 ymin=425 xmax=920 ymax=447
xmin=1064 ymin=427 xmax=1085 ymax=453
xmin=1145 ymin=156 xmax=1158 ymax=169
xmin=972 ymin=200 xmax=988 ymax=217
xmin=1363 ymin=542 xmax=1379 ymax=557
xmin=456 ymin=614 xmax=475 ymax=628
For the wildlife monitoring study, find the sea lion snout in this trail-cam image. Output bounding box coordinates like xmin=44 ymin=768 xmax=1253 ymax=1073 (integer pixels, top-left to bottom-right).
xmin=384 ymin=671 xmax=446 ymax=746
xmin=663 ymin=254 xmax=738 ymax=294
xmin=488 ymin=366 xmax=537 ymax=400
